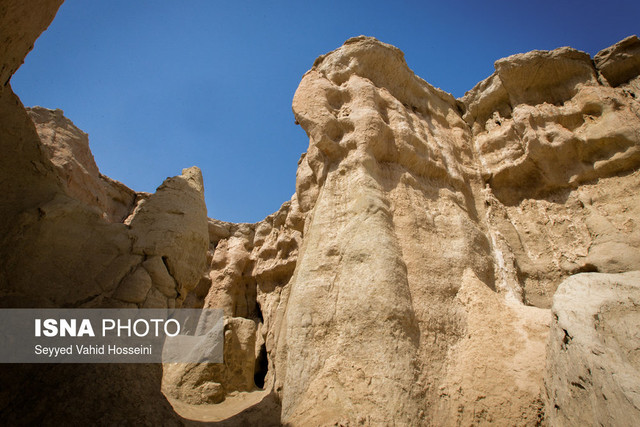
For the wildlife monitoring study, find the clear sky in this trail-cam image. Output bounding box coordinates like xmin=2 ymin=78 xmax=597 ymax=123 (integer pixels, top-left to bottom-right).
xmin=12 ymin=0 xmax=640 ymax=223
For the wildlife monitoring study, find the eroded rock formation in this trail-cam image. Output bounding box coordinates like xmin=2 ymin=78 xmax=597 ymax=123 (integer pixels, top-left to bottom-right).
xmin=1 ymin=1 xmax=639 ymax=425
xmin=279 ymin=36 xmax=550 ymax=426
xmin=163 ymin=35 xmax=640 ymax=425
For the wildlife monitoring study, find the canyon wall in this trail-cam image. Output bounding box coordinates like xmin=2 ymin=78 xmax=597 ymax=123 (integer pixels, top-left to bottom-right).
xmin=0 ymin=2 xmax=208 ymax=424
xmin=1 ymin=1 xmax=639 ymax=425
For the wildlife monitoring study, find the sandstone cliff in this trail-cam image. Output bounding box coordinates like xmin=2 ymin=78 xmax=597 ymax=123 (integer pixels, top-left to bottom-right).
xmin=1 ymin=1 xmax=639 ymax=425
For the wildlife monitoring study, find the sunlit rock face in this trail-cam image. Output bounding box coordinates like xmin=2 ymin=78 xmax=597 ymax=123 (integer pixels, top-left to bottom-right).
xmin=1 ymin=3 xmax=639 ymax=424
xmin=279 ymin=36 xmax=548 ymax=426
xmin=273 ymin=35 xmax=639 ymax=425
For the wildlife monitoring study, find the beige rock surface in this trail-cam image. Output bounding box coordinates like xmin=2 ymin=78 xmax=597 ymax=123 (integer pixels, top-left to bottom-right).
xmin=435 ymin=270 xmax=549 ymax=425
xmin=127 ymin=166 xmax=209 ymax=305
xmin=546 ymin=272 xmax=640 ymax=426
xmin=1 ymin=3 xmax=640 ymax=424
xmin=165 ymin=199 xmax=302 ymax=414
xmin=461 ymin=36 xmax=640 ymax=309
xmin=463 ymin=48 xmax=640 ymax=207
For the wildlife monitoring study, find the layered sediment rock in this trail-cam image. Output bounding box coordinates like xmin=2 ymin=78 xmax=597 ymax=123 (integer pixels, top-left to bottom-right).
xmin=1 ymin=2 xmax=639 ymax=424
xmin=462 ymin=37 xmax=640 ymax=309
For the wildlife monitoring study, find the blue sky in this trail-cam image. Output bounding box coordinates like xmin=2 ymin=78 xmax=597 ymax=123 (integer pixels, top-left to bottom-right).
xmin=12 ymin=0 xmax=639 ymax=223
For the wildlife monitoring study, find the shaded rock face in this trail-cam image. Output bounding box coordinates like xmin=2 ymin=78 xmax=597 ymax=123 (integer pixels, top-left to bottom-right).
xmin=0 ymin=2 xmax=208 ymax=424
xmin=1 ymin=118 xmax=209 ymax=310
xmin=0 ymin=110 xmax=207 ymax=420
xmin=1 ymin=3 xmax=639 ymax=425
